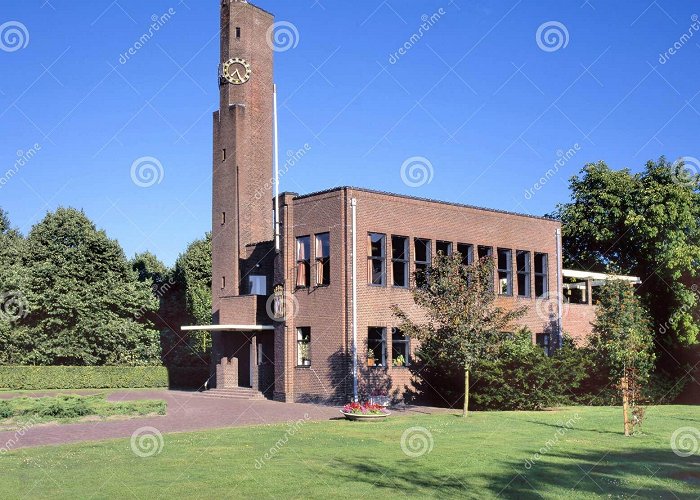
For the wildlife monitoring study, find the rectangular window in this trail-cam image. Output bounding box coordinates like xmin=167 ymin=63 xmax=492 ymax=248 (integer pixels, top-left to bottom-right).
xmin=297 ymin=327 xmax=310 ymax=366
xmin=536 ymin=332 xmax=550 ymax=355
xmin=221 ymin=276 xmax=226 ymax=289
xmin=235 ymin=27 xmax=241 ymax=39
xmin=222 ymin=148 xmax=226 ymax=161
xmin=368 ymin=233 xmax=386 ymax=286
xmin=516 ymin=250 xmax=531 ymax=297
xmin=221 ymin=212 xmax=226 ymax=225
xmin=296 ymin=236 xmax=311 ymax=288
xmin=367 ymin=327 xmax=386 ymax=367
xmin=315 ymin=232 xmax=330 ymax=286
xmin=478 ymin=246 xmax=494 ymax=291
xmin=391 ymin=235 xmax=409 ymax=288
xmin=534 ymin=253 xmax=548 ymax=298
xmin=497 ymin=248 xmax=513 ymax=296
xmin=436 ymin=240 xmax=452 ymax=256
xmin=457 ymin=243 xmax=473 ymax=266
xmin=391 ymin=328 xmax=410 ymax=367
xmin=414 ymin=238 xmax=431 ymax=286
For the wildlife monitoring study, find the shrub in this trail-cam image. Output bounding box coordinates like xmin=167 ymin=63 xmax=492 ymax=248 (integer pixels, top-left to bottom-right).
xmin=0 ymin=366 xmax=168 ymax=391
xmin=0 ymin=400 xmax=12 ymax=419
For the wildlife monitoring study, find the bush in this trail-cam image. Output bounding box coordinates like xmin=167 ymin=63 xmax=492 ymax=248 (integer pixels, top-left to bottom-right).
xmin=0 ymin=366 xmax=168 ymax=391
xmin=0 ymin=400 xmax=12 ymax=419
xmin=167 ymin=365 xmax=211 ymax=390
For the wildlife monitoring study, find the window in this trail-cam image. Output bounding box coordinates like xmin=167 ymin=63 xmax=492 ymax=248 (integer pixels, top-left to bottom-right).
xmin=457 ymin=243 xmax=473 ymax=266
xmin=516 ymin=250 xmax=531 ymax=297
xmin=367 ymin=327 xmax=386 ymax=367
xmin=497 ymin=249 xmax=513 ymax=296
xmin=536 ymin=332 xmax=551 ymax=355
xmin=221 ymin=211 xmax=226 ymax=225
xmin=296 ymin=236 xmax=311 ymax=288
xmin=436 ymin=240 xmax=452 ymax=256
xmin=297 ymin=327 xmax=310 ymax=366
xmin=391 ymin=235 xmax=409 ymax=288
xmin=391 ymin=328 xmax=410 ymax=367
xmin=315 ymin=233 xmax=330 ymax=286
xmin=478 ymin=246 xmax=494 ymax=290
xmin=368 ymin=233 xmax=386 ymax=286
xmin=222 ymin=148 xmax=226 ymax=161
xmin=221 ymin=276 xmax=226 ymax=289
xmin=534 ymin=253 xmax=548 ymax=298
xmin=248 ymin=275 xmax=266 ymax=295
xmin=415 ymin=238 xmax=431 ymax=286
xmin=235 ymin=27 xmax=241 ymax=39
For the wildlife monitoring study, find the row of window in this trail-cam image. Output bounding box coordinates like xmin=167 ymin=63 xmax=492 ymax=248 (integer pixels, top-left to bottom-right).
xmin=369 ymin=233 xmax=549 ymax=298
xmin=295 ymin=327 xmax=411 ymax=368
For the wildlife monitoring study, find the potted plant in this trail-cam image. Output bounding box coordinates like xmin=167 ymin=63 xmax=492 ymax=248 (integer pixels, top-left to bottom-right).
xmin=341 ymin=402 xmax=390 ymax=421
xmin=299 ymin=343 xmax=311 ymax=366
xmin=367 ymin=353 xmax=375 ymax=367
xmin=392 ymin=354 xmax=406 ymax=367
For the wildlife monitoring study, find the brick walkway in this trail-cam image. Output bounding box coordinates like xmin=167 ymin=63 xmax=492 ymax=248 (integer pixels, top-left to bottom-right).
xmin=0 ymin=390 xmax=450 ymax=450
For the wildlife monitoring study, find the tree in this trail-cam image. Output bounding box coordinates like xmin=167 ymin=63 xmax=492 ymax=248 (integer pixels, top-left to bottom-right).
xmin=590 ymin=280 xmax=655 ymax=436
xmin=553 ymin=158 xmax=700 ymax=357
xmin=393 ymin=253 xmax=527 ymax=417
xmin=16 ymin=208 xmax=161 ymax=365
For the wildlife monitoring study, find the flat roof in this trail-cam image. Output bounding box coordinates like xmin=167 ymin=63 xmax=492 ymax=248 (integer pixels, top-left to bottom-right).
xmin=290 ymin=186 xmax=558 ymax=223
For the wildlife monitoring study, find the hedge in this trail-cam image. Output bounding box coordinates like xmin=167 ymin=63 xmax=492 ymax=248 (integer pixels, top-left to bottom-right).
xmin=0 ymin=366 xmax=169 ymax=391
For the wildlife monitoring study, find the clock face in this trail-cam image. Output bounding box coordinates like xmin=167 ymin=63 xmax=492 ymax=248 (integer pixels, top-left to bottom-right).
xmin=221 ymin=57 xmax=251 ymax=85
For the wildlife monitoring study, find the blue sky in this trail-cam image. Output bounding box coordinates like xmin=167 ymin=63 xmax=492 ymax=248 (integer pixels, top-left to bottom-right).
xmin=0 ymin=0 xmax=698 ymax=265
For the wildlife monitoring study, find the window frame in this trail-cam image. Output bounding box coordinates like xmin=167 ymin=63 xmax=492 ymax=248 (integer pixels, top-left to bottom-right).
xmin=296 ymin=236 xmax=311 ymax=288
xmin=497 ymin=248 xmax=513 ymax=296
xmin=391 ymin=235 xmax=409 ymax=288
xmin=457 ymin=243 xmax=474 ymax=266
xmin=296 ymin=327 xmax=311 ymax=367
xmin=436 ymin=240 xmax=453 ymax=256
xmin=367 ymin=327 xmax=387 ymax=367
xmin=516 ymin=250 xmax=531 ymax=298
xmin=368 ymin=233 xmax=387 ymax=287
xmin=391 ymin=328 xmax=410 ymax=367
xmin=534 ymin=253 xmax=549 ymax=298
xmin=315 ymin=232 xmax=331 ymax=287
xmin=414 ymin=238 xmax=432 ymax=286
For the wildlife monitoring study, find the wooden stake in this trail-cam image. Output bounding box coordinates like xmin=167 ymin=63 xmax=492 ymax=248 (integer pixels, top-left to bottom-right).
xmin=463 ymin=369 xmax=470 ymax=418
xmin=622 ymin=375 xmax=630 ymax=436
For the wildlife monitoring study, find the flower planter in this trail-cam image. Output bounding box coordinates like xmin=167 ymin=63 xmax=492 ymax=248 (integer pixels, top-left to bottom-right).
xmin=341 ymin=411 xmax=390 ymax=421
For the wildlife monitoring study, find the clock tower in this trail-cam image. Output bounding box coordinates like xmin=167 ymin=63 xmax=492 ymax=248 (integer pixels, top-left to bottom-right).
xmin=212 ymin=0 xmax=274 ymax=302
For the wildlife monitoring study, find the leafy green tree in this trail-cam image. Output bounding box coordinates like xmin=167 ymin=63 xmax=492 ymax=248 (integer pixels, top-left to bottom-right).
xmin=553 ymin=158 xmax=700 ymax=354
xmin=17 ymin=208 xmax=161 ymax=365
xmin=394 ymin=253 xmax=527 ymax=417
xmin=591 ymin=280 xmax=655 ymax=435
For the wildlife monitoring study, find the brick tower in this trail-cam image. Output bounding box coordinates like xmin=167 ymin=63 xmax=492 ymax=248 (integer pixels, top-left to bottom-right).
xmin=212 ymin=0 xmax=274 ymax=307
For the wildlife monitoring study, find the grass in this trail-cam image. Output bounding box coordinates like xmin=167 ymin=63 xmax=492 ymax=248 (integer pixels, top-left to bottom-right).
xmin=0 ymin=394 xmax=166 ymax=429
xmin=0 ymin=405 xmax=698 ymax=499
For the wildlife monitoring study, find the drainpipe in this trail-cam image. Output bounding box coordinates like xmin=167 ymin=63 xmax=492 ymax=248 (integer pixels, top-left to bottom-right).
xmin=351 ymin=197 xmax=358 ymax=402
xmin=555 ymin=227 xmax=563 ymax=349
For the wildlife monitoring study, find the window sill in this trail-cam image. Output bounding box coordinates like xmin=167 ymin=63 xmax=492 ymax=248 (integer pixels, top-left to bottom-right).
xmin=368 ymin=283 xmax=387 ymax=288
xmin=296 ymin=365 xmax=312 ymax=368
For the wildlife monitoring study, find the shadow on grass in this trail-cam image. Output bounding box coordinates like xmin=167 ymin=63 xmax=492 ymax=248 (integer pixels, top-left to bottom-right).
xmin=322 ymin=448 xmax=698 ymax=498
xmin=521 ymin=419 xmax=622 ymax=436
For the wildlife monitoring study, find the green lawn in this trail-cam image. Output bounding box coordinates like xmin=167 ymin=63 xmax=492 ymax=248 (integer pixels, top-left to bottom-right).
xmin=0 ymin=405 xmax=698 ymax=499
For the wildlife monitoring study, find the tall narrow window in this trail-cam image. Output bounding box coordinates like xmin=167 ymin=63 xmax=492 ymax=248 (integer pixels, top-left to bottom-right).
xmin=367 ymin=327 xmax=386 ymax=367
xmin=414 ymin=238 xmax=431 ymax=287
xmin=296 ymin=236 xmax=311 ymax=288
xmin=436 ymin=240 xmax=452 ymax=256
xmin=478 ymin=246 xmax=494 ymax=291
xmin=221 ymin=212 xmax=226 ymax=225
xmin=368 ymin=233 xmax=386 ymax=286
xmin=457 ymin=243 xmax=473 ymax=266
xmin=534 ymin=253 xmax=548 ymax=297
xmin=391 ymin=328 xmax=410 ymax=367
xmin=297 ymin=327 xmax=311 ymax=366
xmin=235 ymin=27 xmax=241 ymax=39
xmin=221 ymin=276 xmax=226 ymax=289
xmin=392 ymin=235 xmax=409 ymax=288
xmin=516 ymin=250 xmax=531 ymax=297
xmin=497 ymin=249 xmax=513 ymax=296
xmin=315 ymin=232 xmax=330 ymax=286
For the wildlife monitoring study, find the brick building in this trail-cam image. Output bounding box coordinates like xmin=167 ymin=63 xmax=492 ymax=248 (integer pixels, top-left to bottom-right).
xmin=183 ymin=0 xmax=635 ymax=403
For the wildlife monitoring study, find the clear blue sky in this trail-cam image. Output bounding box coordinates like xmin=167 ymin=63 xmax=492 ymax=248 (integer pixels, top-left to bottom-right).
xmin=1 ymin=0 xmax=698 ymax=265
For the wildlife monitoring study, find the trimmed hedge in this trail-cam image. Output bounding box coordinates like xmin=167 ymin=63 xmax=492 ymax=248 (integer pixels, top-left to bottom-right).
xmin=0 ymin=366 xmax=168 ymax=391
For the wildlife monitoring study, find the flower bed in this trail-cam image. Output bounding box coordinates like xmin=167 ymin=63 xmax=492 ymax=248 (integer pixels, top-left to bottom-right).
xmin=340 ymin=402 xmax=390 ymax=421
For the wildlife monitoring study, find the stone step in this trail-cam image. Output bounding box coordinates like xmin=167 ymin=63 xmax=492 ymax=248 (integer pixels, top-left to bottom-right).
xmin=198 ymin=388 xmax=266 ymax=400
